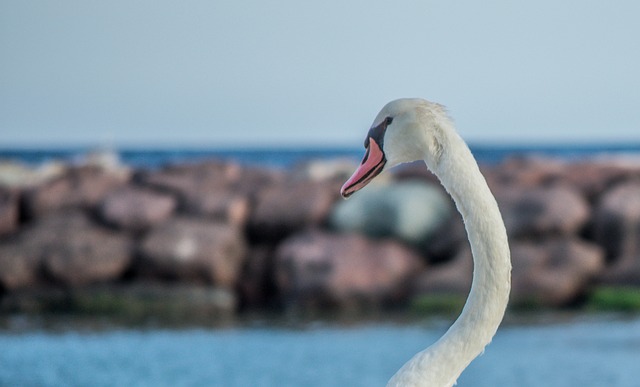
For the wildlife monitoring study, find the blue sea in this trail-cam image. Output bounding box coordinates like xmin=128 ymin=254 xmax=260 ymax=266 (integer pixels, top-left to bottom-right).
xmin=1 ymin=314 xmax=639 ymax=387
xmin=2 ymin=143 xmax=640 ymax=169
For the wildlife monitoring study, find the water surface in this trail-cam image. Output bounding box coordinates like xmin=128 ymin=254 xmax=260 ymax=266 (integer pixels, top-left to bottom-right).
xmin=1 ymin=314 xmax=639 ymax=386
xmin=3 ymin=143 xmax=640 ymax=169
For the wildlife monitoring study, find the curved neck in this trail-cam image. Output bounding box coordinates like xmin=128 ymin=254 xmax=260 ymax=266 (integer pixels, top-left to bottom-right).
xmin=388 ymin=130 xmax=511 ymax=387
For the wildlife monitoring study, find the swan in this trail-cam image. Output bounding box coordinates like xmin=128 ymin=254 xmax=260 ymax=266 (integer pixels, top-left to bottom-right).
xmin=341 ymin=98 xmax=511 ymax=387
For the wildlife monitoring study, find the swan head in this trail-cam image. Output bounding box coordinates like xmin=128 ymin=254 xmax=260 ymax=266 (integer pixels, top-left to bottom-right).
xmin=341 ymin=98 xmax=448 ymax=198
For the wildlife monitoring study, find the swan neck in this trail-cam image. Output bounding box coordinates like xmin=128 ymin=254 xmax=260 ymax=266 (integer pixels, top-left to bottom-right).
xmin=388 ymin=132 xmax=511 ymax=387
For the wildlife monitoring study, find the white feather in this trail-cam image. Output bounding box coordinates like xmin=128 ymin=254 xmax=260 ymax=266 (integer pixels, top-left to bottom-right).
xmin=356 ymin=98 xmax=511 ymax=387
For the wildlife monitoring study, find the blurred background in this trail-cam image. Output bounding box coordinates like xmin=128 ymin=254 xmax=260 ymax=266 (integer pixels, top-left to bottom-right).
xmin=2 ymin=1 xmax=640 ymax=386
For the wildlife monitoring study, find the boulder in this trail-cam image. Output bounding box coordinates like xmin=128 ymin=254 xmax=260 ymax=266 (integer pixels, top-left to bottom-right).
xmin=274 ymin=230 xmax=423 ymax=309
xmin=248 ymin=179 xmax=338 ymax=242
xmin=0 ymin=210 xmax=133 ymax=287
xmin=421 ymin=211 xmax=467 ymax=263
xmin=139 ymin=160 xmax=243 ymax=194
xmin=329 ymin=180 xmax=452 ymax=248
xmin=558 ymin=160 xmax=640 ymax=202
xmin=237 ymin=245 xmax=277 ymax=307
xmin=592 ymin=182 xmax=640 ymax=285
xmin=496 ymin=185 xmax=590 ymax=238
xmin=0 ymin=187 xmax=19 ymax=236
xmin=413 ymin=238 xmax=604 ymax=307
xmin=487 ymin=157 xmax=640 ymax=203
xmin=138 ymin=161 xmax=276 ymax=225
xmin=510 ymin=238 xmax=604 ymax=306
xmin=44 ymin=235 xmax=133 ymax=287
xmin=22 ymin=166 xmax=128 ymax=219
xmin=99 ymin=186 xmax=176 ymax=232
xmin=0 ymin=160 xmax=66 ymax=188
xmin=77 ymin=149 xmax=131 ymax=176
xmin=0 ymin=242 xmax=41 ymax=290
xmin=232 ymin=165 xmax=286 ymax=197
xmin=291 ymin=158 xmax=358 ymax=182
xmin=412 ymin=247 xmax=473 ymax=296
xmin=180 ymin=186 xmax=250 ymax=226
xmin=484 ymin=156 xmax=564 ymax=190
xmin=391 ymin=160 xmax=443 ymax=186
xmin=138 ymin=217 xmax=247 ymax=287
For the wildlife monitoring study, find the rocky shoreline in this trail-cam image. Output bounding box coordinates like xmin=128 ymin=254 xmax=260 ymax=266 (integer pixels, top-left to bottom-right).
xmin=1 ymin=153 xmax=640 ymax=320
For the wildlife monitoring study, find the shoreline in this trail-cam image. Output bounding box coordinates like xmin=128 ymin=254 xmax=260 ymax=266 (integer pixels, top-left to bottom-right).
xmin=1 ymin=301 xmax=636 ymax=333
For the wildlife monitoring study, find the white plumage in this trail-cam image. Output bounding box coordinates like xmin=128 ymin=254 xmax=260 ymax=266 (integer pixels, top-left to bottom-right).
xmin=341 ymin=98 xmax=511 ymax=387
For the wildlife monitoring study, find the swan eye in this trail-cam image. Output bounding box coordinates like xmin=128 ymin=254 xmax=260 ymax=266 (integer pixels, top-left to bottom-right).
xmin=364 ymin=116 xmax=393 ymax=149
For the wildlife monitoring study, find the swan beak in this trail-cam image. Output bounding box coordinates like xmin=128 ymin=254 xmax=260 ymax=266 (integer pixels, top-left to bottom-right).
xmin=341 ymin=138 xmax=387 ymax=198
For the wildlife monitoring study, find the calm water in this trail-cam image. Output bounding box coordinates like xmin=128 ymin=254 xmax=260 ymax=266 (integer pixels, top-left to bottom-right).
xmin=1 ymin=315 xmax=639 ymax=387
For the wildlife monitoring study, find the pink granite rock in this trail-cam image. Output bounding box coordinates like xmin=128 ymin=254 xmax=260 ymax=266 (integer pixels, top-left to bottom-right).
xmin=275 ymin=230 xmax=423 ymax=309
xmin=99 ymin=186 xmax=176 ymax=232
xmin=139 ymin=217 xmax=247 ymax=287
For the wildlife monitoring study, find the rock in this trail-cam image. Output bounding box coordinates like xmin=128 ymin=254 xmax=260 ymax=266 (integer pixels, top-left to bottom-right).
xmin=413 ymin=238 xmax=604 ymax=307
xmin=138 ymin=160 xmax=277 ymax=198
xmin=415 ymin=235 xmax=606 ymax=306
xmin=0 ymin=242 xmax=41 ymax=290
xmin=37 ymin=211 xmax=132 ymax=286
xmin=99 ymin=186 xmax=176 ymax=232
xmin=497 ymin=185 xmax=590 ymax=238
xmin=22 ymin=166 xmax=128 ymax=219
xmin=391 ymin=161 xmax=441 ymax=186
xmin=0 ymin=210 xmax=133 ymax=287
xmin=329 ymin=180 xmax=452 ymax=247
xmin=138 ymin=161 xmax=275 ymax=225
xmin=558 ymin=160 xmax=640 ymax=202
xmin=274 ymin=230 xmax=423 ymax=309
xmin=486 ymin=157 xmax=640 ymax=203
xmin=238 ymin=245 xmax=277 ymax=307
xmin=412 ymin=247 xmax=473 ymax=296
xmin=232 ymin=166 xmax=286 ymax=197
xmin=248 ymin=179 xmax=338 ymax=242
xmin=0 ymin=160 xmax=66 ymax=188
xmin=138 ymin=217 xmax=247 ymax=287
xmin=592 ymin=182 xmax=640 ymax=261
xmin=592 ymin=182 xmax=640 ymax=284
xmin=148 ymin=159 xmax=242 ymax=180
xmin=44 ymin=238 xmax=133 ymax=287
xmin=139 ymin=161 xmax=241 ymax=197
xmin=0 ymin=187 xmax=19 ymax=236
xmin=421 ymin=211 xmax=467 ymax=263
xmin=599 ymin=269 xmax=640 ymax=288
xmin=181 ymin=186 xmax=250 ymax=226
xmin=485 ymin=156 xmax=565 ymax=189
xmin=510 ymin=238 xmax=604 ymax=306
xmin=291 ymin=158 xmax=358 ymax=182
xmin=77 ymin=149 xmax=130 ymax=178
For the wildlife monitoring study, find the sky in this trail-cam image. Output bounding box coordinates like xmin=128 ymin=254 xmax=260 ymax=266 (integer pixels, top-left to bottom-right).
xmin=1 ymin=1 xmax=640 ymax=148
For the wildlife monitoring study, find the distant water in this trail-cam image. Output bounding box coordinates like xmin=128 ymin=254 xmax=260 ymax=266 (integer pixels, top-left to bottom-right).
xmin=0 ymin=314 xmax=639 ymax=387
xmin=3 ymin=143 xmax=640 ymax=169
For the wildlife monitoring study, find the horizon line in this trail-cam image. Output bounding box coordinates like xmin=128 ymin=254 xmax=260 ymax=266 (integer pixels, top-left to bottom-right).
xmin=4 ymin=139 xmax=640 ymax=151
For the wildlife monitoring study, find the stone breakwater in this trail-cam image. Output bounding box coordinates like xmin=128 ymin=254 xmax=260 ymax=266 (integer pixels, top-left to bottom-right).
xmin=1 ymin=154 xmax=640 ymax=319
